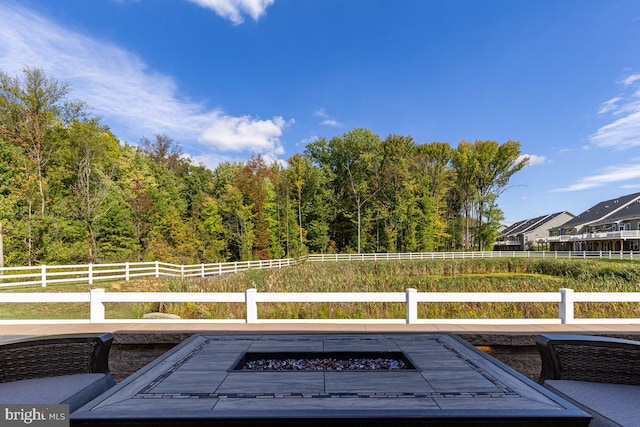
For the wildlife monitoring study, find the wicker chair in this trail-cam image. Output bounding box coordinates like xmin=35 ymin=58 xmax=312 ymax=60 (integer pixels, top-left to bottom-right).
xmin=0 ymin=333 xmax=116 ymax=411
xmin=536 ymin=334 xmax=640 ymax=427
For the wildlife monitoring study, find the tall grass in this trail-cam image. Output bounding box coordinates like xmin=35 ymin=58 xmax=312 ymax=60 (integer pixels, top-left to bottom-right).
xmin=3 ymin=258 xmax=639 ymax=320
xmin=160 ymin=258 xmax=640 ymax=320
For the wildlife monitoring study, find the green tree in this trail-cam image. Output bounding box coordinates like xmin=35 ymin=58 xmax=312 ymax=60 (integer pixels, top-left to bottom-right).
xmin=68 ymin=119 xmax=121 ymax=261
xmin=287 ymin=153 xmax=308 ymax=249
xmin=308 ymin=129 xmax=383 ymax=253
xmin=471 ymin=140 xmax=528 ymax=250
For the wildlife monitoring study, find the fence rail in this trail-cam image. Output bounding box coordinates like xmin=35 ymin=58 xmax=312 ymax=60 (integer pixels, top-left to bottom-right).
xmin=0 ymin=251 xmax=636 ymax=288
xmin=0 ymin=258 xmax=300 ymax=288
xmin=2 ymin=287 xmax=640 ymax=325
xmin=1 ymin=251 xmax=639 ymax=324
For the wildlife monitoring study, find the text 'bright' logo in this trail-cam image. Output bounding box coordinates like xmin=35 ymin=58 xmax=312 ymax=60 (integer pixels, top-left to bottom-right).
xmin=1 ymin=405 xmax=68 ymax=426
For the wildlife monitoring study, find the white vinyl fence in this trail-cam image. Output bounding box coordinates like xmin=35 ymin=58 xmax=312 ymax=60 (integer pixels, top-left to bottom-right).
xmin=1 ymin=251 xmax=639 ymax=324
xmin=0 ymin=251 xmax=635 ymax=289
xmin=2 ymin=287 xmax=640 ymax=325
xmin=0 ymin=258 xmax=300 ymax=288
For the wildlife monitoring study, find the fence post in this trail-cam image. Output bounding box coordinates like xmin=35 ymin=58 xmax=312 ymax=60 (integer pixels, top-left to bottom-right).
xmin=125 ymin=262 xmax=130 ymax=281
xmin=90 ymin=288 xmax=106 ymax=323
xmin=155 ymin=261 xmax=160 ymax=278
xmin=246 ymin=288 xmax=258 ymax=323
xmin=181 ymin=264 xmax=185 ymax=278
xmin=406 ymin=288 xmax=418 ymax=324
xmin=88 ymin=263 xmax=93 ymax=285
xmin=41 ymin=265 xmax=47 ymax=287
xmin=219 ymin=262 xmax=222 ymax=275
xmin=559 ymin=288 xmax=574 ymax=324
xmin=201 ymin=263 xmax=205 ymax=278
xmin=609 ymin=251 xmax=612 ymax=259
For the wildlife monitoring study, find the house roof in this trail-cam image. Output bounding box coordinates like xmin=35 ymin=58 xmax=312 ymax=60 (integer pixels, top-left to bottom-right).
xmin=558 ymin=192 xmax=640 ymax=229
xmin=588 ymin=198 xmax=640 ymax=226
xmin=500 ymin=211 xmax=571 ymax=238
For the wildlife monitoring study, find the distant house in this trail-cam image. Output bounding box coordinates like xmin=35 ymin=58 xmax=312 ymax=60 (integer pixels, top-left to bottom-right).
xmin=546 ymin=192 xmax=640 ymax=251
xmin=494 ymin=211 xmax=575 ymax=251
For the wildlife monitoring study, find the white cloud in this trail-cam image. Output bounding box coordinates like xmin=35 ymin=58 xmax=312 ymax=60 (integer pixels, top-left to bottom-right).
xmin=598 ymin=97 xmax=621 ymax=115
xmin=314 ymin=107 xmax=342 ymax=127
xmin=621 ymin=74 xmax=640 ymax=86
xmin=188 ymin=0 xmax=275 ymax=24
xmin=199 ymin=114 xmax=289 ymax=154
xmin=299 ymin=134 xmax=320 ymax=146
xmin=518 ymin=154 xmax=547 ymax=166
xmin=552 ymin=163 xmax=640 ymax=192
xmin=590 ymin=72 xmax=640 ymax=150
xmin=0 ymin=2 xmax=289 ymax=160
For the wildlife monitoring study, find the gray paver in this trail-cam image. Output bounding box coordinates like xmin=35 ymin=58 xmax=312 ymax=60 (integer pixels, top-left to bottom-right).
xmin=216 ymin=372 xmax=325 ymax=394
xmin=177 ymin=351 xmax=240 ymax=371
xmin=88 ymin=398 xmax=217 ymax=414
xmin=212 ymin=397 xmax=440 ymax=412
xmin=247 ymin=339 xmax=324 ymax=351
xmin=325 ymin=371 xmax=435 ymax=393
xmin=323 ymin=337 xmax=400 ymax=351
xmin=149 ymin=371 xmax=229 ymax=394
xmin=421 ymin=370 xmax=501 ymax=393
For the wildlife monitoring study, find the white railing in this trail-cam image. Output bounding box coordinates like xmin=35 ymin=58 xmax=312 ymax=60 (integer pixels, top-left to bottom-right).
xmin=2 ymin=287 xmax=640 ymax=325
xmin=547 ymin=230 xmax=640 ymax=242
xmin=0 ymin=258 xmax=300 ymax=288
xmin=306 ymin=250 xmax=635 ymax=262
xmin=0 ymin=251 xmax=636 ymax=288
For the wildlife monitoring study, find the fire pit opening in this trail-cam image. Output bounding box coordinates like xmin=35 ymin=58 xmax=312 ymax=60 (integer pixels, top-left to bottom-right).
xmin=231 ymin=351 xmax=416 ymax=371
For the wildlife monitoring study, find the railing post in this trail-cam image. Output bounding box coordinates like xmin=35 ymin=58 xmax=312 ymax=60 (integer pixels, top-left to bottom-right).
xmin=559 ymin=288 xmax=574 ymax=324
xmin=406 ymin=288 xmax=418 ymax=324
xmin=609 ymin=250 xmax=612 ymax=259
xmin=181 ymin=264 xmax=185 ymax=278
xmin=90 ymin=288 xmax=106 ymax=323
xmin=201 ymin=263 xmax=205 ymax=277
xmin=41 ymin=265 xmax=47 ymax=287
xmin=219 ymin=262 xmax=222 ymax=275
xmin=155 ymin=261 xmax=160 ymax=278
xmin=88 ymin=263 xmax=93 ymax=285
xmin=125 ymin=262 xmax=130 ymax=281
xmin=246 ymin=288 xmax=258 ymax=323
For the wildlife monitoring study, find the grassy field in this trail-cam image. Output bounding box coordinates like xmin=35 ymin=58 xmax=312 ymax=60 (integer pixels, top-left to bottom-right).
xmin=3 ymin=258 xmax=640 ymax=320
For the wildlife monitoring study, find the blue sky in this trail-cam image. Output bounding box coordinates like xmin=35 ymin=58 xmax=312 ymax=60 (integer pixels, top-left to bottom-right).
xmin=1 ymin=0 xmax=640 ymax=225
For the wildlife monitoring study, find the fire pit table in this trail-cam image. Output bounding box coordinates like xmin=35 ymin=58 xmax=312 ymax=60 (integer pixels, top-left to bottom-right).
xmin=72 ymin=333 xmax=589 ymax=426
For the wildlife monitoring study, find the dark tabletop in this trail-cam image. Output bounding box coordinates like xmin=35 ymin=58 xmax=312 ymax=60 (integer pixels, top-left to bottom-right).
xmin=71 ymin=332 xmax=590 ymax=426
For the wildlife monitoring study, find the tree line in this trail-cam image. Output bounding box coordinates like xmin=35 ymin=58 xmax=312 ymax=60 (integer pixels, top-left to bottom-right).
xmin=0 ymin=67 xmax=528 ymax=266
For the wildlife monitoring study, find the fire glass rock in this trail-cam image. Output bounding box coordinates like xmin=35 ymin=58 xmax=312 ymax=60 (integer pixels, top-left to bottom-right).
xmin=240 ymin=357 xmax=407 ymax=371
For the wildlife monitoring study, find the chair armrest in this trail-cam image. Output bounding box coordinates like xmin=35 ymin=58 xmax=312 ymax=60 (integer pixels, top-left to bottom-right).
xmin=0 ymin=333 xmax=115 ymax=386
xmin=536 ymin=334 xmax=640 ymax=385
